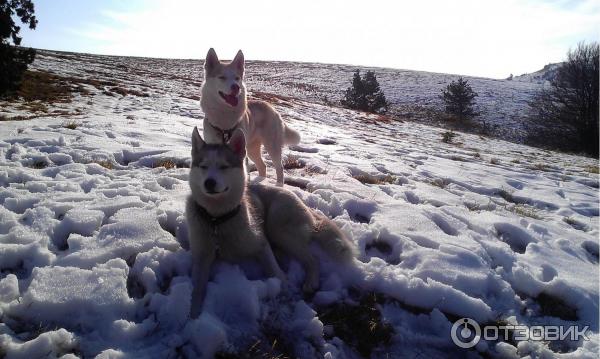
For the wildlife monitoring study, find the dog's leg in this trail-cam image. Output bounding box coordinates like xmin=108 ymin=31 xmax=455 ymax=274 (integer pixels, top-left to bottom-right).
xmin=258 ymin=243 xmax=287 ymax=283
xmin=247 ymin=142 xmax=267 ymax=178
xmin=294 ymin=246 xmax=320 ymax=293
xmin=264 ymin=145 xmax=284 ymax=186
xmin=190 ymin=253 xmax=214 ymax=318
xmin=272 ymin=153 xmax=284 ymax=186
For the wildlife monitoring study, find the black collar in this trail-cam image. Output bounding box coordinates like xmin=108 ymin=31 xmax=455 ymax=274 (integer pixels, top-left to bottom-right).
xmin=195 ymin=202 xmax=241 ymax=230
xmin=207 ymin=120 xmax=240 ymax=143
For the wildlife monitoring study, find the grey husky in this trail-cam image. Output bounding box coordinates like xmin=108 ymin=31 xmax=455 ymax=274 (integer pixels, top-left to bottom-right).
xmin=186 ymin=127 xmax=355 ymax=318
xmin=200 ymin=48 xmax=301 ymax=185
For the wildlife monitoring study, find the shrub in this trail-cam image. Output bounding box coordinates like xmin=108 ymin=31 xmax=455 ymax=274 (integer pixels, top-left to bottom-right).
xmin=527 ymin=42 xmax=599 ymax=157
xmin=341 ymin=70 xmax=388 ymax=113
xmin=441 ymin=130 xmax=457 ymax=143
xmin=0 ymin=0 xmax=38 ymax=96
xmin=439 ymin=77 xmax=478 ymax=119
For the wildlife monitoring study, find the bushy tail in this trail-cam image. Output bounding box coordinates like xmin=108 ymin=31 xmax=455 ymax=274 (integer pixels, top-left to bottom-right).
xmin=312 ymin=215 xmax=356 ymax=263
xmin=284 ymin=125 xmax=301 ymax=145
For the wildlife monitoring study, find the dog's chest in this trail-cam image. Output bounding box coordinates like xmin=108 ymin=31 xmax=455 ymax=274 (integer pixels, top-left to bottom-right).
xmin=211 ymin=221 xmax=264 ymax=261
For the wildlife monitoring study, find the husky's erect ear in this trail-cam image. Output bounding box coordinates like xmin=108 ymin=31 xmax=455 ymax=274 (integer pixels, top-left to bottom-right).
xmin=231 ymin=50 xmax=244 ymax=75
xmin=205 ymin=48 xmax=220 ymax=75
xmin=227 ymin=128 xmax=246 ymax=158
xmin=191 ymin=126 xmax=205 ymax=156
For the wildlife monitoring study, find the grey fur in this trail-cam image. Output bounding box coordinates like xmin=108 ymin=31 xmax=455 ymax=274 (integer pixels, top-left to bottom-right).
xmin=186 ymin=128 xmax=355 ymax=318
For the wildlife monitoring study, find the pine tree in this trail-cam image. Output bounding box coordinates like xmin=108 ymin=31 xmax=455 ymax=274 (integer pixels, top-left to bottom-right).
xmin=0 ymin=0 xmax=38 ymax=96
xmin=440 ymin=77 xmax=478 ymax=119
xmin=341 ymin=70 xmax=388 ymax=113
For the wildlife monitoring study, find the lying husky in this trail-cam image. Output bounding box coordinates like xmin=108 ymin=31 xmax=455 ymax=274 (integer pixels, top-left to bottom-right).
xmin=200 ymin=48 xmax=301 ymax=185
xmin=186 ymin=127 xmax=355 ymax=317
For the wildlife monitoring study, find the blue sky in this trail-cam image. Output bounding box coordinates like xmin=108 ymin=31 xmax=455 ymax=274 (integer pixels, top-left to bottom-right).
xmin=18 ymin=0 xmax=600 ymax=78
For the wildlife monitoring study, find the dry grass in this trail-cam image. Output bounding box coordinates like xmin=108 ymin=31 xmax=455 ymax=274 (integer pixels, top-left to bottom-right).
xmin=428 ymin=177 xmax=450 ymax=188
xmin=318 ymin=292 xmax=394 ymax=358
xmin=282 ymin=154 xmax=305 ymax=170
xmin=62 ymin=120 xmax=79 ymax=130
xmin=29 ymin=160 xmax=49 ymax=169
xmin=14 ymin=70 xmax=75 ymax=103
xmin=529 ymin=163 xmax=550 ymax=171
xmin=450 ymin=155 xmax=467 ymax=162
xmin=94 ymin=160 xmax=114 ymax=170
xmin=490 ymin=158 xmax=500 ymax=165
xmin=584 ymin=165 xmax=599 ymax=174
xmin=0 ymin=114 xmax=32 ymax=121
xmin=511 ymin=204 xmax=542 ymax=219
xmin=153 ymin=159 xmax=176 ymax=169
xmin=109 ymin=86 xmax=149 ymax=97
xmin=352 ymin=173 xmax=396 ymax=185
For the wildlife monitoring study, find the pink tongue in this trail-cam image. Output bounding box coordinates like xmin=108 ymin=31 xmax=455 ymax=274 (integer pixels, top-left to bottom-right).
xmin=225 ymin=94 xmax=238 ymax=107
xmin=220 ymin=92 xmax=239 ymax=107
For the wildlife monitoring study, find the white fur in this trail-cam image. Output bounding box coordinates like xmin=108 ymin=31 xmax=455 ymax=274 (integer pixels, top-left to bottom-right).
xmin=186 ymin=128 xmax=355 ymax=318
xmin=200 ymin=48 xmax=301 ymax=185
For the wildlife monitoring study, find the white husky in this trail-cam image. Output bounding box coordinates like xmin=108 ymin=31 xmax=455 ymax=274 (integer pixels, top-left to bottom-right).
xmin=200 ymin=48 xmax=300 ymax=186
xmin=186 ymin=127 xmax=355 ymax=317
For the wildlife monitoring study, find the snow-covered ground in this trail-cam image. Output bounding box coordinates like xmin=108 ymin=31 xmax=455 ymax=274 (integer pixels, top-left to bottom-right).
xmin=23 ymin=50 xmax=545 ymax=143
xmin=0 ymin=51 xmax=598 ymax=358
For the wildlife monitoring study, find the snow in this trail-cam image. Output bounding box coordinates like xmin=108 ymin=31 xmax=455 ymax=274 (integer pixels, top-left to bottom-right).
xmin=0 ymin=50 xmax=598 ymax=358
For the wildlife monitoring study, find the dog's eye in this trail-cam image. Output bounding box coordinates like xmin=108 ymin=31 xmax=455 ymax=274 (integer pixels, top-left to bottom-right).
xmin=219 ymin=165 xmax=229 ymax=170
xmin=199 ymin=165 xmax=208 ymax=169
xmin=218 ymin=76 xmax=226 ymax=80
xmin=235 ymin=77 xmax=240 ymax=81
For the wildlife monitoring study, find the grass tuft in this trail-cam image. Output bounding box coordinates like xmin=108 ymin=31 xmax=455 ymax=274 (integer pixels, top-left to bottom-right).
xmin=319 ymin=292 xmax=394 ymax=357
xmin=511 ymin=204 xmax=541 ymax=219
xmin=352 ymin=173 xmax=396 ymax=185
xmin=62 ymin=120 xmax=79 ymax=130
xmin=94 ymin=160 xmax=114 ymax=170
xmin=153 ymin=159 xmax=177 ymax=169
xmin=282 ymin=154 xmax=305 ymax=170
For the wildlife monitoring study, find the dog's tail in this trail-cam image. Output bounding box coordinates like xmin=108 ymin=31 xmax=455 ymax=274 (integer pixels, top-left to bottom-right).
xmin=312 ymin=215 xmax=356 ymax=263
xmin=284 ymin=125 xmax=301 ymax=146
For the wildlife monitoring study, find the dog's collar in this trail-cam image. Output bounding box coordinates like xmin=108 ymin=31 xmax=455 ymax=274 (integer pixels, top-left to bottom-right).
xmin=195 ymin=202 xmax=241 ymax=234
xmin=207 ymin=120 xmax=240 ymax=143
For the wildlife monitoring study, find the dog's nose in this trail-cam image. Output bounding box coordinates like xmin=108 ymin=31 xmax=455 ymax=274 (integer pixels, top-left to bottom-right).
xmin=230 ymin=83 xmax=240 ymax=95
xmin=204 ymin=178 xmax=216 ymax=192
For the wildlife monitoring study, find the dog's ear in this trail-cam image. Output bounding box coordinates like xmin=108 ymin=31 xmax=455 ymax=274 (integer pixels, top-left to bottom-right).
xmin=205 ymin=48 xmax=220 ymax=75
xmin=191 ymin=126 xmax=205 ymax=156
xmin=232 ymin=50 xmax=244 ymax=75
xmin=227 ymin=129 xmax=246 ymax=158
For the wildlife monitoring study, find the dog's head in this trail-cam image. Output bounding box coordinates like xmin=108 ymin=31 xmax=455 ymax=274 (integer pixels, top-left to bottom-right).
xmin=202 ymin=48 xmax=246 ymax=108
xmin=189 ymin=126 xmax=247 ymax=202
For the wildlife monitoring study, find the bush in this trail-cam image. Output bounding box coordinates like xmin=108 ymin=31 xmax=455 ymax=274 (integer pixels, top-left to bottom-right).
xmin=441 ymin=130 xmax=457 ymax=143
xmin=0 ymin=0 xmax=38 ymax=96
xmin=341 ymin=70 xmax=388 ymax=113
xmin=527 ymin=42 xmax=599 ymax=157
xmin=440 ymin=77 xmax=478 ymax=119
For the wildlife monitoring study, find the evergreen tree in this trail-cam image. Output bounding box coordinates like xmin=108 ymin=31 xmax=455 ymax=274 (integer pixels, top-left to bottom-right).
xmin=440 ymin=77 xmax=478 ymax=119
xmin=0 ymin=0 xmax=37 ymax=96
xmin=341 ymin=70 xmax=388 ymax=113
xmin=528 ymin=42 xmax=599 ymax=157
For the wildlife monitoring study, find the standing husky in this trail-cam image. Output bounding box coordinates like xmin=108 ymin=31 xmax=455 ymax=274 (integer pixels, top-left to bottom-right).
xmin=186 ymin=127 xmax=355 ymax=317
xmin=200 ymin=48 xmax=300 ymax=186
